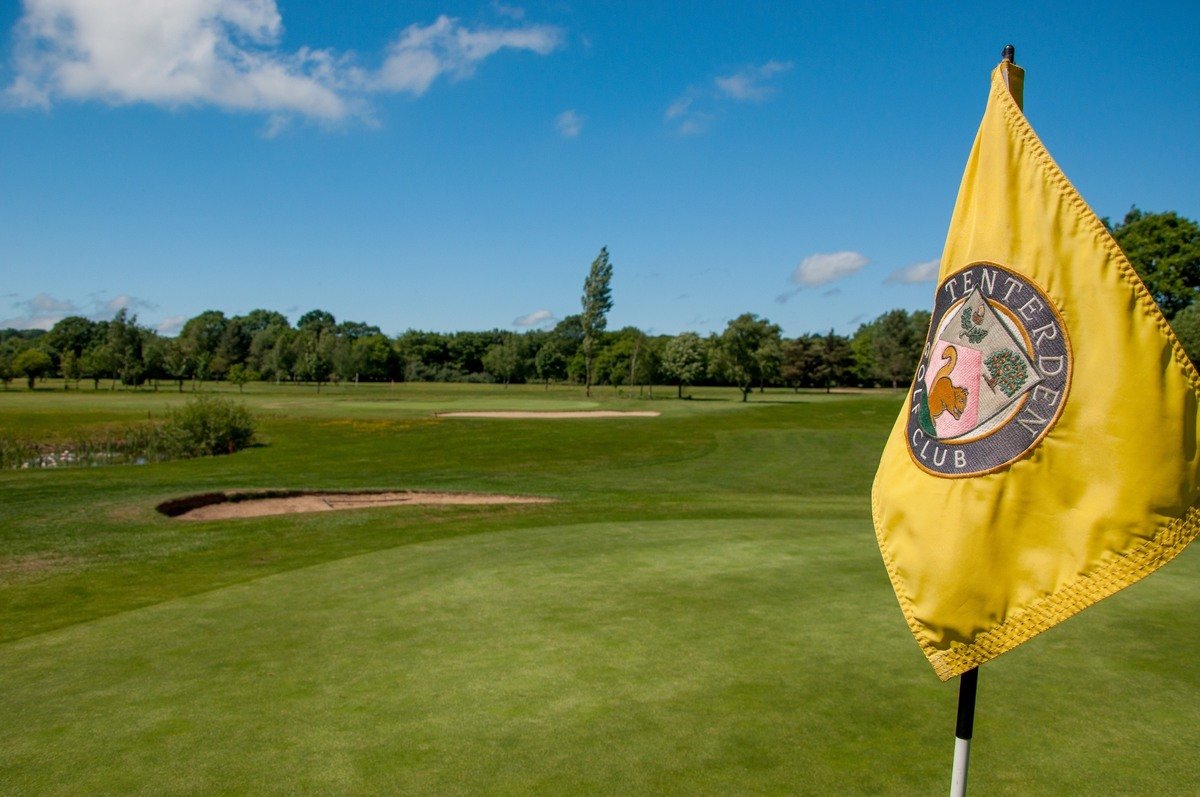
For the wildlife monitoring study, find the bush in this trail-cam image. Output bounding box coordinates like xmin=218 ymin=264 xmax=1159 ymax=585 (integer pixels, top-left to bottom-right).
xmin=162 ymin=396 xmax=257 ymax=457
xmin=2 ymin=397 xmax=259 ymax=469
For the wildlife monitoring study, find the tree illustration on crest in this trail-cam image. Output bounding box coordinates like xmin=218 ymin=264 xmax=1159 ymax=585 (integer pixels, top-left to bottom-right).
xmin=984 ymin=349 xmax=1028 ymax=397
xmin=959 ymin=304 xmax=988 ymax=344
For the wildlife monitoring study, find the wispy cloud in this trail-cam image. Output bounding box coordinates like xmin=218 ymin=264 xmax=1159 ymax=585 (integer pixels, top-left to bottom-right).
xmin=372 ymin=15 xmax=562 ymax=97
xmin=1 ymin=291 xmax=163 ymax=330
xmin=666 ymin=60 xmax=791 ymax=135
xmin=1 ymin=292 xmax=79 ymax=330
xmin=555 ymin=109 xmax=583 ymax=138
xmin=792 ymin=251 xmax=869 ymax=287
xmin=491 ymin=2 xmax=526 ymax=20
xmin=513 ymin=309 xmax=555 ymax=327
xmin=885 ymin=258 xmax=940 ymax=284
xmin=156 ymin=315 xmax=187 ymax=335
xmin=5 ymin=2 xmax=563 ymax=131
xmin=664 ymin=94 xmax=694 ymax=121
xmin=100 ymin=293 xmax=157 ymax=316
xmin=714 ymin=60 xmax=792 ymax=102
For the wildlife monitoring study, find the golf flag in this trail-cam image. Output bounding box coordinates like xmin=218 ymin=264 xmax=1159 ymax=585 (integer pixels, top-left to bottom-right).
xmin=872 ymin=59 xmax=1200 ymax=681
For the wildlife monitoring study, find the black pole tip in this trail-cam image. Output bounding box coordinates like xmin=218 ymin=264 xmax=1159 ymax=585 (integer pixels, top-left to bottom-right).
xmin=1002 ymin=44 xmax=1016 ymax=64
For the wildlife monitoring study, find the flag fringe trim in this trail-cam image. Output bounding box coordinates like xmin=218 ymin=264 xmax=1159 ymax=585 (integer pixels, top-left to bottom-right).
xmin=873 ymin=489 xmax=1200 ymax=681
xmin=873 ymin=65 xmax=1200 ymax=682
xmin=929 ymin=507 xmax=1200 ymax=679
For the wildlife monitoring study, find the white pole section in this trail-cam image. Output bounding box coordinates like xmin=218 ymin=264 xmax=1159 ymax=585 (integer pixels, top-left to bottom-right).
xmin=950 ymin=736 xmax=971 ymax=797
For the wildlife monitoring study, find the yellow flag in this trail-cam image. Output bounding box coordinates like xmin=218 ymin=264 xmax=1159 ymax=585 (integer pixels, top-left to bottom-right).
xmin=872 ymin=60 xmax=1200 ymax=681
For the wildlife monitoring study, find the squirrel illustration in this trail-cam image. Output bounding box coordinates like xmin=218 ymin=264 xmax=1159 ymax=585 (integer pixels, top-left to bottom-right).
xmin=928 ymin=345 xmax=969 ymax=421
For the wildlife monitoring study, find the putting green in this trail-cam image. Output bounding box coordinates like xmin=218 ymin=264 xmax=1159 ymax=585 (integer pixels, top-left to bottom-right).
xmin=0 ymin=517 xmax=925 ymax=794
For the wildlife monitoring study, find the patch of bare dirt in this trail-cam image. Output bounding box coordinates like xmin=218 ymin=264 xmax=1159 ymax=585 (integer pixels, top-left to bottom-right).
xmin=436 ymin=410 xmax=660 ymax=419
xmin=0 ymin=553 xmax=83 ymax=582
xmin=160 ymin=490 xmax=555 ymax=521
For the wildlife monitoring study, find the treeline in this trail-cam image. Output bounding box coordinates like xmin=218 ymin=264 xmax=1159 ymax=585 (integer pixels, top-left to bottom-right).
xmin=4 ymin=207 xmax=1194 ymax=397
xmin=0 ymin=306 xmax=931 ymax=397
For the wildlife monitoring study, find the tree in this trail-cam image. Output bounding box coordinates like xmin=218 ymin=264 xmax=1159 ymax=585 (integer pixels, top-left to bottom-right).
xmin=226 ymin=363 xmax=256 ymax=393
xmin=180 ymin=311 xmax=228 ymax=361
xmin=394 ymin=330 xmax=451 ymax=382
xmin=297 ymin=309 xmax=336 ymax=332
xmin=781 ymin=336 xmax=818 ymax=391
xmin=215 ymin=317 xmax=251 ymax=372
xmin=295 ymin=326 xmax=334 ymax=391
xmin=857 ymin=309 xmax=924 ymax=388
xmin=180 ymin=311 xmax=227 ymax=387
xmin=350 ymin=334 xmax=397 ymax=382
xmin=754 ymin=333 xmax=783 ymax=392
xmin=45 ymin=316 xmax=99 ymax=363
xmin=1107 ymin=208 xmax=1200 ymax=319
xmin=60 ymin=349 xmax=83 ymax=389
xmin=533 ymin=338 xmax=568 ymax=388
xmin=1169 ymin=302 xmax=1200 ymax=365
xmin=266 ymin=328 xmax=298 ymax=384
xmin=592 ymin=330 xmax=635 ymax=388
xmin=238 ymin=309 xmax=289 ymax=336
xmin=140 ymin=334 xmax=169 ymax=391
xmin=662 ymin=332 xmax=707 ymax=398
xmin=816 ymin=330 xmax=854 ymax=392
xmin=107 ymin=309 xmax=146 ymax=387
xmin=630 ymin=334 xmax=662 ymax=396
xmin=482 ymin=337 xmax=523 ymax=387
xmin=80 ymin=344 xmax=117 ymax=389
xmin=162 ymin=338 xmax=191 ymax=392
xmin=336 ymin=320 xmax=381 ymax=341
xmin=580 ymin=247 xmax=613 ymax=397
xmin=712 ymin=313 xmax=782 ymax=401
xmin=0 ymin=349 xmax=12 ymax=389
xmin=13 ymin=348 xmax=52 ymax=389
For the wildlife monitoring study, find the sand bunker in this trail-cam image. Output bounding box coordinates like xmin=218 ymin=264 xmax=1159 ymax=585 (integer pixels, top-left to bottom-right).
xmin=437 ymin=410 xmax=660 ymax=419
xmin=159 ymin=490 xmax=554 ymax=521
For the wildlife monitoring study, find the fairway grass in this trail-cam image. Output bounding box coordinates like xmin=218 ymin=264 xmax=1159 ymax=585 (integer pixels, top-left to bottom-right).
xmin=1 ymin=383 xmax=1198 ymax=794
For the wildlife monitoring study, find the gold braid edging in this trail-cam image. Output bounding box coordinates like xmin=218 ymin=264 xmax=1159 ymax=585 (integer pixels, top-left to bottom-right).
xmin=929 ymin=505 xmax=1200 ymax=680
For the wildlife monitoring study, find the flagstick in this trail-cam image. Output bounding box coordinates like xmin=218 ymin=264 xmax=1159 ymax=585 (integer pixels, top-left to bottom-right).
xmin=950 ymin=667 xmax=979 ymax=797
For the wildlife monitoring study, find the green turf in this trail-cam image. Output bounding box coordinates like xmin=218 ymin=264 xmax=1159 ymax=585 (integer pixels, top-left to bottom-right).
xmin=1 ymin=382 xmax=1197 ymax=794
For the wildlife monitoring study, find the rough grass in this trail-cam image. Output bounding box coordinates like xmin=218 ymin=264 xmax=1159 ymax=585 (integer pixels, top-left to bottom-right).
xmin=1 ymin=382 xmax=1197 ymax=794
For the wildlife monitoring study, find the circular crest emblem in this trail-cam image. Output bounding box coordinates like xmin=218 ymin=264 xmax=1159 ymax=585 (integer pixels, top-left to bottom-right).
xmin=907 ymin=262 xmax=1071 ymax=477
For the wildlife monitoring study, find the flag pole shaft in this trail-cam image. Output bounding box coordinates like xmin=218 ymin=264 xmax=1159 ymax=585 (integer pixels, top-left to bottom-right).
xmin=950 ymin=667 xmax=979 ymax=797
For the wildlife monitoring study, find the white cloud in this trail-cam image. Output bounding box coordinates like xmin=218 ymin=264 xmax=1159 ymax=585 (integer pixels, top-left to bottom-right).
xmin=885 ymin=258 xmax=940 ymax=284
xmin=156 ymin=315 xmax=187 ymax=335
xmin=664 ymin=93 xmax=694 ymax=121
xmin=513 ymin=309 xmax=555 ymax=327
xmin=1 ymin=292 xmax=80 ymax=329
xmin=665 ymin=60 xmax=790 ymax=135
xmin=792 ymin=251 xmax=869 ymax=287
xmin=0 ymin=291 xmax=173 ymax=330
xmin=555 ymin=109 xmax=583 ymax=138
xmin=663 ymin=90 xmax=711 ymax=135
xmin=714 ymin=60 xmax=792 ymax=102
xmin=491 ymin=2 xmax=526 ymax=20
xmin=101 ymin=293 xmax=157 ymax=316
xmin=6 ymin=0 xmax=349 ymax=119
xmin=30 ymin=292 xmax=78 ymax=314
xmin=373 ymin=15 xmax=562 ymax=96
xmin=5 ymin=3 xmax=563 ymax=126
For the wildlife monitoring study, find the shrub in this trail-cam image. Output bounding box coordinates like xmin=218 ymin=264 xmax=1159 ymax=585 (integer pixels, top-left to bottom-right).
xmin=162 ymin=396 xmax=257 ymax=457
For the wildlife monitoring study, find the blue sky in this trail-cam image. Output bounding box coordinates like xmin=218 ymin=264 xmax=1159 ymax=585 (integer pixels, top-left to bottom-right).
xmin=2 ymin=1 xmax=1198 ymax=338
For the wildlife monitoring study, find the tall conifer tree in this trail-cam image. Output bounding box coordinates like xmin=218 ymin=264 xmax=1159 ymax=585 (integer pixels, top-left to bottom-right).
xmin=580 ymin=247 xmax=613 ymax=397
